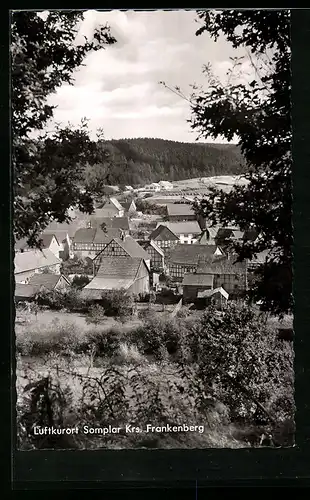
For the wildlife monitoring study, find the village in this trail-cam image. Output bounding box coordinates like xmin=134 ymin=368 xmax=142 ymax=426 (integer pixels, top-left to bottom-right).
xmin=14 ymin=177 xmax=267 ymax=316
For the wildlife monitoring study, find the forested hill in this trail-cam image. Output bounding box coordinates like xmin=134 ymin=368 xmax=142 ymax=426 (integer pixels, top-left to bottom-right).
xmin=84 ymin=137 xmax=247 ymax=188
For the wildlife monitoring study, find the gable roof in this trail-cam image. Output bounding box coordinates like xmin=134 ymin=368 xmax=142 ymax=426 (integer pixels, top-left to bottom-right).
xmin=28 ymin=273 xmax=69 ymax=290
xmin=83 ymin=256 xmax=147 ymax=294
xmin=96 ymin=216 xmax=130 ymax=231
xmin=102 ymin=197 xmax=123 ymax=212
xmin=73 ymin=228 xmax=96 ymax=244
xmin=149 ymin=225 xmax=179 ymax=242
xmin=44 ymin=220 xmax=80 ymax=239
xmin=93 ymin=227 xmax=122 ymax=244
xmin=196 ymin=254 xmax=247 ymax=275
xmin=166 ymin=203 xmax=196 ymax=217
xmin=14 ymin=249 xmax=61 ymax=274
xmin=112 ymin=235 xmax=150 ymax=261
xmin=137 ymin=239 xmax=165 ymax=257
xmin=39 ymin=233 xmax=59 ymax=247
xmin=122 ymin=201 xmax=136 ymax=211
xmin=168 ymin=244 xmax=222 ymax=266
xmin=182 ymin=273 xmax=214 ymax=287
xmin=158 ymin=221 xmax=201 ymax=235
xmin=95 ymin=256 xmax=144 ymax=279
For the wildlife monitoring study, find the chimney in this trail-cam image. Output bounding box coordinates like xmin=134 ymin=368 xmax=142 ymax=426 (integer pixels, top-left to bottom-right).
xmin=120 ymin=229 xmax=125 ymax=241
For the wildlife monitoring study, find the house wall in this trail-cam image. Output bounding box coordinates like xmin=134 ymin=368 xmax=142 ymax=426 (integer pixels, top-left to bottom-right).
xmin=155 ymin=239 xmax=178 ymax=250
xmin=178 ymin=233 xmax=198 ymax=245
xmin=168 ymin=214 xmax=197 ymax=222
xmin=102 ymin=201 xmax=124 ymax=217
xmin=48 ymin=236 xmax=62 ymax=259
xmin=128 ymin=264 xmax=150 ymax=296
xmin=183 ymin=284 xmax=212 ymax=302
xmin=213 ymin=273 xmax=246 ymax=295
xmin=168 ymin=263 xmax=197 ymax=281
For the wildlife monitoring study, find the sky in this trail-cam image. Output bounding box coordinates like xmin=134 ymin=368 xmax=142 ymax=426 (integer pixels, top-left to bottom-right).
xmin=45 ymin=10 xmax=253 ymax=144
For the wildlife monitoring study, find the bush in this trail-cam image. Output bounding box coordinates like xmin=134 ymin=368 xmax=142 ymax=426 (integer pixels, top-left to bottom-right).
xmin=99 ymin=289 xmax=134 ymax=318
xmin=86 ymin=328 xmax=122 ymax=357
xmin=86 ymin=305 xmax=106 ymax=325
xmin=71 ymin=275 xmax=90 ymax=289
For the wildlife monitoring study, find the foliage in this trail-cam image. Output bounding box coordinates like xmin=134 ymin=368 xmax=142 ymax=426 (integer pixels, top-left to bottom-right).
xmin=188 ymin=10 xmax=292 ymax=315
xmin=35 ymin=288 xmax=86 ymax=312
xmin=71 ymin=274 xmax=90 ymax=289
xmin=11 ymin=11 xmax=116 ymax=247
xmin=61 ymin=256 xmax=93 ymax=276
xmin=85 ymin=304 xmax=106 ymax=325
xmin=135 ymin=198 xmax=166 ymax=216
xmin=79 ymin=137 xmax=246 ymax=189
xmin=182 ymin=302 xmax=294 ymax=439
xmin=99 ymin=289 xmax=134 ymax=319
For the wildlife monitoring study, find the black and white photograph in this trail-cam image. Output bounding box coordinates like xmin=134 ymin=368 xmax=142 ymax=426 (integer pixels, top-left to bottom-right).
xmin=12 ymin=9 xmax=294 ymax=451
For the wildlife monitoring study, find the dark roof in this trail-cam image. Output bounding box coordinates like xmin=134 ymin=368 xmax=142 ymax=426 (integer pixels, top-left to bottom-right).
xmin=196 ymin=254 xmax=247 ymax=274
xmin=182 ymin=273 xmax=214 ymax=287
xmin=159 ymin=221 xmax=201 ymax=235
xmin=39 ymin=233 xmax=59 ymax=247
xmin=96 ymin=256 xmax=143 ymax=279
xmin=93 ymin=227 xmax=121 ymax=244
xmin=96 ymin=216 xmax=130 ymax=231
xmin=168 ymin=244 xmax=222 ymax=265
xmin=73 ymin=228 xmax=96 ymax=244
xmin=166 ymin=203 xmax=196 ymax=217
xmin=137 ymin=239 xmax=165 ymax=257
xmin=149 ymin=225 xmax=179 ymax=242
xmin=28 ymin=273 xmax=65 ymax=290
xmin=113 ymin=236 xmax=150 ymax=260
xmin=243 ymin=229 xmax=259 ymax=242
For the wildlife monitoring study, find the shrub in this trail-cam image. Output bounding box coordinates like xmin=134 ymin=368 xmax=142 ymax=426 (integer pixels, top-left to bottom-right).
xmin=85 ymin=328 xmax=122 ymax=357
xmin=71 ymin=275 xmax=90 ymax=289
xmin=99 ymin=289 xmax=134 ymax=318
xmin=86 ymin=304 xmax=106 ymax=325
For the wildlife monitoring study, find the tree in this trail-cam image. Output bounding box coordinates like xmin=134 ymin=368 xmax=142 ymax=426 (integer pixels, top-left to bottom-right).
xmin=193 ymin=10 xmax=292 ymax=315
xmin=184 ymin=303 xmax=294 ymax=443
xmin=163 ymin=10 xmax=292 ymax=315
xmin=71 ymin=274 xmax=90 ymax=289
xmin=11 ymin=11 xmax=116 ymax=247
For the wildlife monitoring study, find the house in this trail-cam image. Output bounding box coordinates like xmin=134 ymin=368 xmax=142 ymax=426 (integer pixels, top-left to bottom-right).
xmin=121 ymin=200 xmax=137 ymax=216
xmin=247 ymin=249 xmax=272 ymax=270
xmin=137 ymin=239 xmax=165 ymax=272
xmin=149 ymin=225 xmax=180 ymax=251
xmin=72 ymin=227 xmax=122 ymax=258
xmin=43 ymin=221 xmax=80 ymax=260
xmin=197 ymin=287 xmax=229 ymax=309
xmin=182 ymin=273 xmax=214 ymax=301
xmin=99 ymin=197 xmax=125 ymax=218
xmin=165 ymin=203 xmax=197 ymax=222
xmin=167 ymin=244 xmax=224 ymax=281
xmin=93 ymin=234 xmax=151 ymax=274
xmin=195 ymin=254 xmax=247 ymax=297
xmin=88 ymin=216 xmax=130 ymax=235
xmin=14 ymin=249 xmax=61 ymax=284
xmin=15 ymin=283 xmax=40 ymax=303
xmin=144 ymin=183 xmax=160 ymax=192
xmin=81 ymin=256 xmax=150 ymax=298
xmin=28 ymin=272 xmax=71 ymax=291
xmin=159 ymin=180 xmax=173 ymax=191
xmin=157 ymin=221 xmax=202 ymax=245
xmin=15 ymin=234 xmax=62 ymax=259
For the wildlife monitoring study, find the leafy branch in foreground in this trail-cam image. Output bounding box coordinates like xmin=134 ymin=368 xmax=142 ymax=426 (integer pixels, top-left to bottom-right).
xmin=11 ymin=10 xmax=116 ymax=247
